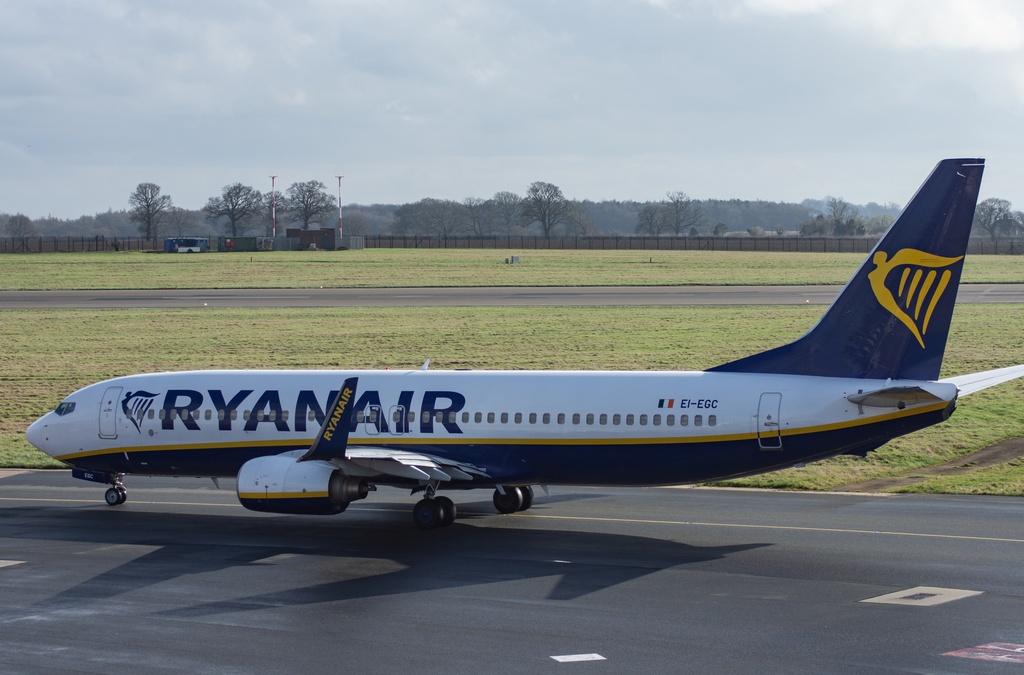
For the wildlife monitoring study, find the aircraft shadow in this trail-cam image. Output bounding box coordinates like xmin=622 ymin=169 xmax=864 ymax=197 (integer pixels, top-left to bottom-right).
xmin=1 ymin=506 xmax=768 ymax=620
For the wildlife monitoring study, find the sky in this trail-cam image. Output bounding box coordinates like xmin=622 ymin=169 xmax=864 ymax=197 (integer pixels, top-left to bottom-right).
xmin=2 ymin=0 xmax=1023 ymax=219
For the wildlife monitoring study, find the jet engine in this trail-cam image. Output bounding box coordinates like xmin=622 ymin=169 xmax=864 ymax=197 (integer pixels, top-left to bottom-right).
xmin=236 ymin=455 xmax=369 ymax=515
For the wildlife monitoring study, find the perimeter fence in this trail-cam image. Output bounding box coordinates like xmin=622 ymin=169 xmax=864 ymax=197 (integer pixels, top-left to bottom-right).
xmin=2 ymin=234 xmax=1023 ymax=255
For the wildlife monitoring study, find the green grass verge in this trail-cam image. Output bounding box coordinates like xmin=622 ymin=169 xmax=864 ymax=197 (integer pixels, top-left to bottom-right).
xmin=2 ymin=249 xmax=1024 ymax=290
xmin=4 ymin=304 xmax=1023 ymax=494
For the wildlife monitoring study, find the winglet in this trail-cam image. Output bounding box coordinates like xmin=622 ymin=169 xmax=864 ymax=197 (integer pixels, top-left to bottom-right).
xmin=299 ymin=376 xmax=358 ymax=461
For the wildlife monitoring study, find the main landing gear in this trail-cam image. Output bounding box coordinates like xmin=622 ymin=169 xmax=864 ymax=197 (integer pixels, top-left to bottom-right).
xmin=411 ymin=485 xmax=537 ymax=529
xmin=493 ymin=485 xmax=534 ymax=514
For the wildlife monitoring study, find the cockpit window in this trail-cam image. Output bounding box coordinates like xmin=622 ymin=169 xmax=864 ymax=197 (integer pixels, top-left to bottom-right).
xmin=54 ymin=401 xmax=76 ymax=416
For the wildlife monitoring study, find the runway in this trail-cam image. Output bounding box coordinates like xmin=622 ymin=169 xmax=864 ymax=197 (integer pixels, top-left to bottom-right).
xmin=1 ymin=471 xmax=1022 ymax=673
xmin=2 ymin=283 xmax=1024 ymax=308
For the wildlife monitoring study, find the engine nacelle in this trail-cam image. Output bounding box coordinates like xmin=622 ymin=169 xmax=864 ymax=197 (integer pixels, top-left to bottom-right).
xmin=236 ymin=455 xmax=368 ymax=515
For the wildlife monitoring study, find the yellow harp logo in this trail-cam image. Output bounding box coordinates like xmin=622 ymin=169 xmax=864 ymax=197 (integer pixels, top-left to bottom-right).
xmin=867 ymin=248 xmax=963 ymax=349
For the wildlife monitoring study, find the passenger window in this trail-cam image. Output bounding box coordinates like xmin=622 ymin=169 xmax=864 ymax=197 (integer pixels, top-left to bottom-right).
xmin=435 ymin=411 xmax=444 ymax=423
xmin=612 ymin=414 xmax=621 ymax=425
xmin=573 ymin=413 xmax=581 ymax=425
xmin=308 ymin=410 xmax=316 ymax=422
xmin=407 ymin=410 xmax=416 ymax=423
xmin=546 ymin=413 xmax=553 ymax=424
xmin=488 ymin=412 xmax=495 ymax=424
xmin=694 ymin=415 xmax=703 ymax=427
xmin=462 ymin=412 xmax=469 ymax=424
xmin=528 ymin=413 xmax=536 ymax=424
xmin=639 ymin=414 xmax=648 ymax=426
xmin=356 ymin=411 xmax=365 ymax=423
xmin=448 ymin=411 xmax=456 ymax=424
xmin=393 ymin=410 xmax=403 ymax=423
xmin=708 ymin=415 xmax=717 ymax=427
xmin=653 ymin=414 xmax=661 ymax=426
xmin=515 ymin=412 xmax=523 ymax=424
xmin=501 ymin=412 xmax=509 ymax=424
xmin=256 ymin=410 xmax=265 ymax=421
xmin=599 ymin=413 xmax=607 ymax=425
xmin=243 ymin=410 xmax=250 ymax=421
xmin=475 ymin=412 xmax=482 ymax=423
xmin=149 ymin=409 xmax=156 ymax=420
xmin=625 ymin=414 xmax=634 ymax=425
xmin=282 ymin=410 xmax=289 ymax=422
xmin=680 ymin=414 xmax=688 ymax=426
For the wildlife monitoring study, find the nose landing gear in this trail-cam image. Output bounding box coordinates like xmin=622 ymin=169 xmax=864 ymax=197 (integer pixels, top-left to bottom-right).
xmin=104 ymin=482 xmax=127 ymax=506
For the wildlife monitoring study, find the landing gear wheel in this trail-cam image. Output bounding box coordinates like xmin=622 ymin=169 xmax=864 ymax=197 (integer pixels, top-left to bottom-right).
xmin=435 ymin=496 xmax=456 ymax=527
xmin=105 ymin=487 xmax=123 ymax=506
xmin=517 ymin=485 xmax=534 ymax=511
xmin=413 ymin=498 xmax=442 ymax=529
xmin=115 ymin=485 xmax=127 ymax=504
xmin=493 ymin=487 xmax=523 ymax=514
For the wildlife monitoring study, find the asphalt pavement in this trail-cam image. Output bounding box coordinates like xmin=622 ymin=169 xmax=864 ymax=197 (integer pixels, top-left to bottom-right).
xmin=2 ymin=471 xmax=1022 ymax=673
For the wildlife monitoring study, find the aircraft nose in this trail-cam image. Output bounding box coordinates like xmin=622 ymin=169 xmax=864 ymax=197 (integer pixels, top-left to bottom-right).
xmin=25 ymin=415 xmax=51 ymax=453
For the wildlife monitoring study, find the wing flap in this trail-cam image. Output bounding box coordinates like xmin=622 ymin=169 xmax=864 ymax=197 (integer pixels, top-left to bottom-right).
xmin=342 ymin=447 xmax=488 ymax=484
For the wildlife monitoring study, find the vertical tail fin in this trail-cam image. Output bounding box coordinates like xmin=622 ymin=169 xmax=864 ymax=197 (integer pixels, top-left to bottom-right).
xmin=710 ymin=158 xmax=985 ymax=381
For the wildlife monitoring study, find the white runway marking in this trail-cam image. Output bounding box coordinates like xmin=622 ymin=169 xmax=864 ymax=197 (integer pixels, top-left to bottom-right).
xmin=551 ymin=653 xmax=606 ymax=663
xmin=861 ymin=586 xmax=983 ymax=606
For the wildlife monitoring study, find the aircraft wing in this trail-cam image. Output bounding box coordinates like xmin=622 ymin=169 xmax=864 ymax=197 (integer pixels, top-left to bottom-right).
xmin=338 ymin=447 xmax=490 ymax=484
xmin=940 ymin=364 xmax=1024 ymax=396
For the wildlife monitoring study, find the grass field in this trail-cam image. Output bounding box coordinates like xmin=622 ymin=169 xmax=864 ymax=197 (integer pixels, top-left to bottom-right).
xmin=2 ymin=249 xmax=1024 ymax=290
xmin=4 ymin=303 xmax=1023 ymax=494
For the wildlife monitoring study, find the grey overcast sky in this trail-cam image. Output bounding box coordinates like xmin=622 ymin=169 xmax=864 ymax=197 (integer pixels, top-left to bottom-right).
xmin=2 ymin=0 xmax=1023 ymax=219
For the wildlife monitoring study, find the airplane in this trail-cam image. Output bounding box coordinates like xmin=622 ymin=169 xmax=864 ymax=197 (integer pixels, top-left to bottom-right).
xmin=25 ymin=158 xmax=1024 ymax=529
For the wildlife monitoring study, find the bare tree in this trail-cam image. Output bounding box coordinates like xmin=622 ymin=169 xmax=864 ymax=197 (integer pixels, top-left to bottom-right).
xmin=5 ymin=213 xmax=36 ymax=238
xmin=491 ymin=191 xmax=528 ymax=235
xmin=204 ymin=183 xmax=264 ymax=237
xmin=824 ymin=196 xmax=861 ymax=236
xmin=563 ymin=202 xmax=596 ymax=236
xmin=393 ymin=198 xmax=466 ymax=237
xmin=974 ymin=198 xmax=1012 ymax=241
xmin=462 ymin=197 xmax=493 ymax=235
xmin=522 ymin=181 xmax=569 ymax=238
xmin=285 ymin=180 xmax=336 ymax=230
xmin=635 ymin=203 xmax=665 ymax=235
xmin=664 ymin=191 xmax=704 ymax=235
xmin=165 ymin=207 xmax=202 ymax=237
xmin=128 ymin=183 xmax=172 ymax=238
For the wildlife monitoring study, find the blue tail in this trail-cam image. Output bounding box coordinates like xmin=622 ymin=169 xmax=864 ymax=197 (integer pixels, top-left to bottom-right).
xmin=711 ymin=158 xmax=985 ymax=381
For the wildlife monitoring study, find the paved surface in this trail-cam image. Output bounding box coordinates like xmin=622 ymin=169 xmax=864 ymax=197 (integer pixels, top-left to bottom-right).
xmin=2 ymin=472 xmax=1022 ymax=673
xmin=2 ymin=283 xmax=1024 ymax=308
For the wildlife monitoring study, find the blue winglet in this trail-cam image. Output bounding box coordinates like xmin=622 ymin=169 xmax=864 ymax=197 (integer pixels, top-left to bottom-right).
xmin=299 ymin=376 xmax=359 ymax=461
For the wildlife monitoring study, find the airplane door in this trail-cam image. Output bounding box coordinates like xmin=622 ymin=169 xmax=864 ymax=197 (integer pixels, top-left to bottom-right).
xmin=99 ymin=386 xmax=122 ymax=439
xmin=757 ymin=392 xmax=782 ymax=450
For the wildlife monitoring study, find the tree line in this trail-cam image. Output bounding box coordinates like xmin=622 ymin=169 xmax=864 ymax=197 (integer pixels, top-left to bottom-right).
xmin=4 ymin=180 xmax=1022 ymax=241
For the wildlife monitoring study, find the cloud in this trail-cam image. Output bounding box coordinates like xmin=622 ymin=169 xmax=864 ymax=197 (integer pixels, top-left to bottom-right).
xmin=733 ymin=0 xmax=1024 ymax=52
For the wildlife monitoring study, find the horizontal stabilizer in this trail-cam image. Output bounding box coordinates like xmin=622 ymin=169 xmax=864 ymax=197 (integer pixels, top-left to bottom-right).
xmin=940 ymin=364 xmax=1024 ymax=396
xmin=847 ymin=386 xmax=942 ymax=409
